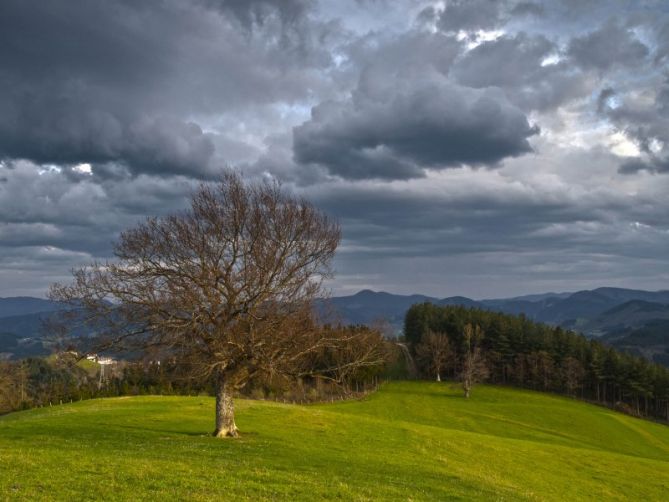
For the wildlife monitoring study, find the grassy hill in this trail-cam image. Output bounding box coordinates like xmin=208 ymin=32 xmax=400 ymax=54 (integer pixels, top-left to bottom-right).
xmin=1 ymin=382 xmax=668 ymax=501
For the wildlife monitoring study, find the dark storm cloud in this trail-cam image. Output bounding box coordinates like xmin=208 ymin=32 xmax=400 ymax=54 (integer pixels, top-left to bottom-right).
xmin=0 ymin=158 xmax=199 ymax=294
xmin=1 ymin=0 xmax=669 ymax=299
xmin=567 ymin=21 xmax=649 ymax=71
xmin=0 ymin=161 xmax=195 ymax=248
xmin=0 ymin=0 xmax=340 ymax=297
xmin=654 ymin=20 xmax=669 ymax=64
xmin=0 ymin=0 xmax=214 ymax=177
xmin=437 ymin=0 xmax=505 ymax=32
xmin=510 ymin=2 xmax=545 ymax=17
xmin=433 ymin=0 xmax=544 ymax=35
xmin=453 ymin=33 xmax=556 ymax=89
xmin=309 ymin=164 xmax=668 ymax=258
xmin=452 ymin=32 xmax=590 ymax=112
xmin=0 ymin=104 xmax=218 ymax=178
xmin=0 ymin=0 xmax=331 ymax=178
xmin=210 ymin=0 xmax=313 ymax=27
xmin=619 ymin=157 xmax=669 ymax=174
xmin=346 ymin=31 xmax=463 ymax=78
xmin=293 ymin=76 xmax=539 ymax=180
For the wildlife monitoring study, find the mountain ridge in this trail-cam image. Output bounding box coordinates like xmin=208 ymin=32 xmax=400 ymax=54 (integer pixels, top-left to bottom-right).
xmin=3 ymin=289 xmax=669 ymax=364
xmin=317 ymin=288 xmax=669 ymax=366
xmin=320 ymin=287 xmax=669 ymax=328
xmin=0 ymin=297 xmax=64 ymax=319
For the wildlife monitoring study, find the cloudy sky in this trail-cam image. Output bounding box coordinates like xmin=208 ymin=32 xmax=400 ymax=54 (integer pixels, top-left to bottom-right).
xmin=1 ymin=0 xmax=668 ymax=299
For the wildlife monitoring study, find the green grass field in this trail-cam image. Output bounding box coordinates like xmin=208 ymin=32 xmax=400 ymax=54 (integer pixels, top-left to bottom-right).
xmin=1 ymin=382 xmax=668 ymax=501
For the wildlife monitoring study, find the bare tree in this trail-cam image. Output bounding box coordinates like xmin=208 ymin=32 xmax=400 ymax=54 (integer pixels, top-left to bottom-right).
xmin=415 ymin=331 xmax=451 ymax=382
xmin=461 ymin=324 xmax=489 ymax=398
xmin=49 ymin=172 xmax=340 ymax=437
xmin=300 ymin=325 xmax=389 ymax=391
xmin=562 ymin=356 xmax=585 ymax=396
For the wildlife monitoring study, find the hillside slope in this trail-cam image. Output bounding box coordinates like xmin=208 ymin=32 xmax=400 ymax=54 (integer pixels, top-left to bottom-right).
xmin=1 ymin=382 xmax=667 ymax=501
xmin=583 ymin=300 xmax=669 ymax=336
xmin=0 ymin=297 xmax=64 ymax=319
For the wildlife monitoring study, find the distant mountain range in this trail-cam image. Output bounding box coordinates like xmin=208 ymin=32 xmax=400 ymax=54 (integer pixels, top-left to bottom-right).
xmin=2 ymin=288 xmax=669 ymax=365
xmin=318 ymin=287 xmax=669 ymax=366
xmin=0 ymin=297 xmax=66 ymax=360
xmin=319 ymin=287 xmax=669 ymax=328
xmin=0 ymin=297 xmax=64 ymax=318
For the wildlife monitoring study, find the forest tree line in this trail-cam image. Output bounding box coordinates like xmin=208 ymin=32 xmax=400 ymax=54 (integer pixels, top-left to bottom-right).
xmin=4 ymin=302 xmax=669 ymax=423
xmin=0 ymin=324 xmax=389 ymax=416
xmin=405 ymin=303 xmax=669 ymax=421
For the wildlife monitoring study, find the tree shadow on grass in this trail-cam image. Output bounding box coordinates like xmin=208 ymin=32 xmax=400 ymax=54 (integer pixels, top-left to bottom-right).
xmin=111 ymin=423 xmax=264 ymax=440
xmin=112 ymin=423 xmax=207 ymax=437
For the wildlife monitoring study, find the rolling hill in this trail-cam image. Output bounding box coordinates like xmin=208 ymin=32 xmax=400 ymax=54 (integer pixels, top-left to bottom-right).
xmin=0 ymin=297 xmax=64 ymax=318
xmin=581 ymin=300 xmax=669 ymax=337
xmin=602 ymin=319 xmax=669 ymax=366
xmin=0 ymin=382 xmax=667 ymax=500
xmin=0 ymin=297 xmax=66 ymax=359
xmin=0 ymin=312 xmax=55 ymax=359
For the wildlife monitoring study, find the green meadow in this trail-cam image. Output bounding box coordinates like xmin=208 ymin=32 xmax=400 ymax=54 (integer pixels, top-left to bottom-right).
xmin=1 ymin=382 xmax=667 ymax=501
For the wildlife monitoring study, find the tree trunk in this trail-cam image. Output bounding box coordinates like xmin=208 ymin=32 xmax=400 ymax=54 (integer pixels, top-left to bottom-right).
xmin=213 ymin=374 xmax=238 ymax=438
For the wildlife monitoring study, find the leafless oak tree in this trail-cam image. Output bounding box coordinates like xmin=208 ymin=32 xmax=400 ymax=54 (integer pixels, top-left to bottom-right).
xmin=415 ymin=331 xmax=451 ymax=382
xmin=461 ymin=324 xmax=489 ymax=398
xmin=562 ymin=356 xmax=585 ymax=396
xmin=50 ymin=172 xmax=341 ymax=437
